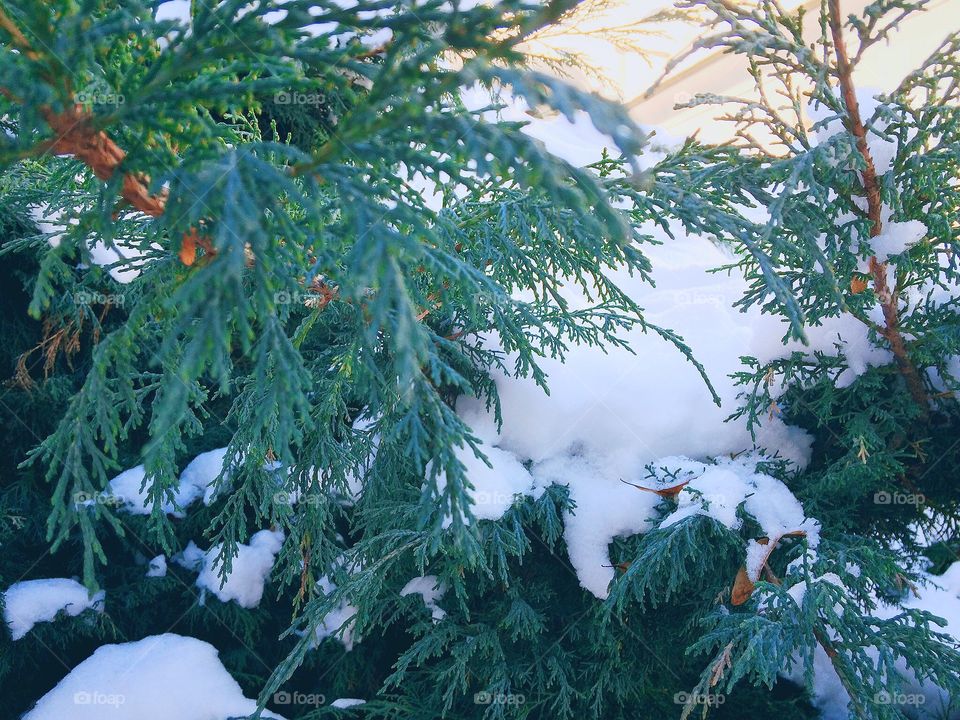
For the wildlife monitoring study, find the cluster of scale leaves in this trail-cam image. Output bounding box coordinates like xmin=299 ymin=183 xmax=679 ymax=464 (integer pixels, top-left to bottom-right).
xmin=2 ymin=1 xmax=960 ymax=720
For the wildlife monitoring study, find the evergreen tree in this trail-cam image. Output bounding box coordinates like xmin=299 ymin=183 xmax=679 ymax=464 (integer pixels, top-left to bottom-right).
xmin=0 ymin=1 xmax=958 ymax=719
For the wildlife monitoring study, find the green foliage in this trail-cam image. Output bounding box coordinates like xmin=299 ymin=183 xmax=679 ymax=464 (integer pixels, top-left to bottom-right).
xmin=1 ymin=1 xmax=959 ymax=720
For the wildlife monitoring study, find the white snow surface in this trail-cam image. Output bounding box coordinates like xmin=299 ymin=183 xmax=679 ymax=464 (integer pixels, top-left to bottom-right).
xmin=4 ymin=578 xmax=104 ymax=641
xmin=868 ymin=220 xmax=928 ymax=262
xmin=400 ymin=576 xmax=448 ymax=621
xmin=331 ymin=698 xmax=367 ymax=708
xmin=108 ymin=447 xmax=233 ymax=516
xmin=22 ymin=633 xmax=283 ymax=720
xmin=436 ymin=442 xmax=539 ymax=527
xmin=453 ymin=227 xmax=825 ymax=597
xmin=194 ymin=530 xmax=285 ymax=608
xmin=178 ymin=446 xmax=234 ymax=505
xmin=145 ymin=555 xmax=167 ymax=578
xmin=108 ymin=465 xmax=198 ymax=516
xmin=309 ymin=574 xmax=359 ymax=651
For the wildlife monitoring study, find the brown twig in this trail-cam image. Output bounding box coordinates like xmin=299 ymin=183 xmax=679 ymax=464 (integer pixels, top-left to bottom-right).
xmin=41 ymin=104 xmax=167 ymax=217
xmin=827 ymin=0 xmax=929 ymax=417
xmin=0 ymin=10 xmax=213 ymax=265
xmin=0 ymin=6 xmax=40 ymax=60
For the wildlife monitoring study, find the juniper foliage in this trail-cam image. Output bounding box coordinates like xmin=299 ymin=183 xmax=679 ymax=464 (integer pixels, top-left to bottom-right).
xmin=1 ymin=1 xmax=959 ymax=720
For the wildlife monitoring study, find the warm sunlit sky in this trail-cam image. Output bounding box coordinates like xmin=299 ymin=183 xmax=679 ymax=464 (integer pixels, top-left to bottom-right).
xmin=523 ymin=0 xmax=956 ymax=140
xmin=522 ymin=0 xmax=806 ymax=102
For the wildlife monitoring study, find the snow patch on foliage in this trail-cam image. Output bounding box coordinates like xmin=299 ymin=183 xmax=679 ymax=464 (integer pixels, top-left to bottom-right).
xmin=22 ymin=633 xmax=283 ymax=720
xmin=454 ymin=229 xmax=817 ymax=597
xmin=108 ymin=447 xmax=235 ymax=516
xmin=30 ymin=203 xmax=149 ymax=284
xmin=193 ymin=530 xmax=284 ymax=609
xmin=108 ymin=465 xmax=193 ymax=517
xmin=179 ymin=446 xmax=234 ymax=505
xmin=308 ymin=574 xmax=359 ymax=651
xmin=145 ymin=555 xmax=167 ymax=578
xmin=4 ymin=578 xmax=104 ymax=641
xmin=807 ymin=90 xmax=899 ymax=176
xmin=660 ymin=455 xmax=819 ymax=581
xmin=867 ymin=220 xmax=927 ymax=262
xmin=783 ymin=562 xmax=960 ymax=719
xmin=532 ymin=453 xmax=661 ymax=598
xmin=400 ymin=576 xmax=447 ymax=621
xmin=435 ymin=441 xmax=539 ymax=527
xmin=331 ymin=697 xmax=366 ymax=708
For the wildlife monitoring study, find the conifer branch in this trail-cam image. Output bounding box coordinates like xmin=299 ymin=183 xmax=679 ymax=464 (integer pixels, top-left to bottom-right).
xmin=0 ymin=8 xmax=215 ymax=263
xmin=828 ymin=0 xmax=929 ymax=417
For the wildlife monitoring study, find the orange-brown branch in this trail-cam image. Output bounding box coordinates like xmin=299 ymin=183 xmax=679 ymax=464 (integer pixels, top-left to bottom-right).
xmin=1 ymin=6 xmax=212 ymax=266
xmin=41 ymin=105 xmax=167 ymax=217
xmin=40 ymin=104 xmax=215 ymax=265
xmin=828 ymin=0 xmax=929 ymax=416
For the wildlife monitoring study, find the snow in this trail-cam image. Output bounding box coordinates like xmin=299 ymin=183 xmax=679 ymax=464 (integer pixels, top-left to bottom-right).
xmin=109 ymin=465 xmax=194 ymax=516
xmin=108 ymin=447 xmax=234 ymax=516
xmin=145 ymin=555 xmax=167 ymax=578
xmin=745 ymin=540 xmax=773 ymax=583
xmin=155 ymin=1 xmax=190 ymax=26
xmin=29 ymin=203 xmax=149 ymax=284
xmin=868 ymin=220 xmax=927 ymax=262
xmin=194 ymin=530 xmax=284 ymax=608
xmin=3 ymin=578 xmax=104 ymax=641
xmin=178 ymin=447 xmax=233 ymax=505
xmin=807 ymin=89 xmax=899 ymax=176
xmin=400 ymin=576 xmax=447 ymax=621
xmin=308 ymin=574 xmax=358 ymax=651
xmin=532 ymin=453 xmax=662 ymax=598
xmin=436 ymin=441 xmax=539 ymax=526
xmin=174 ymin=540 xmax=206 ymax=571
xmin=750 ymin=309 xmax=894 ymax=390
xmin=461 ymin=84 xmax=622 ymax=168
xmin=451 ymin=226 xmax=821 ymax=597
xmin=782 ymin=562 xmax=960 ymax=719
xmin=657 ymin=456 xmax=818 ymax=583
xmin=331 ymin=698 xmax=366 ymax=708
xmin=22 ymin=633 xmax=283 ymax=720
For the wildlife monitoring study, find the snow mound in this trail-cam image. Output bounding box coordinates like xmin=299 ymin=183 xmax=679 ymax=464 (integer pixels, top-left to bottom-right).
xmin=178 ymin=447 xmax=233 ymax=505
xmin=435 ymin=442 xmax=539 ymax=527
xmin=453 ymin=229 xmax=816 ymax=598
xmin=4 ymin=578 xmax=104 ymax=641
xmin=107 ymin=447 xmax=233 ymax=516
xmin=195 ymin=530 xmax=285 ymax=608
xmin=22 ymin=633 xmax=283 ymax=720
